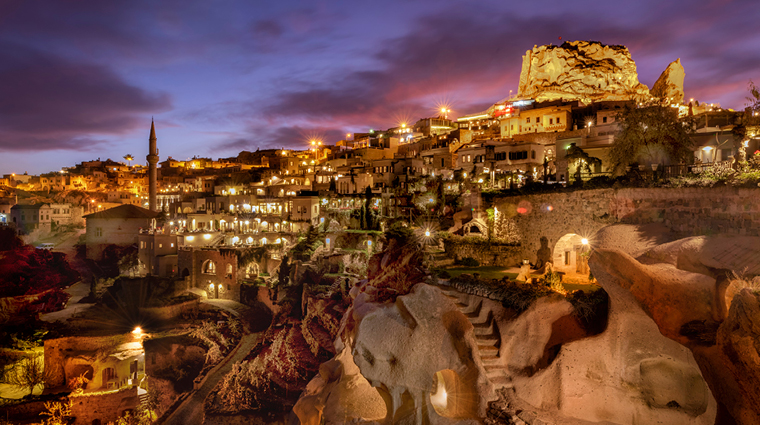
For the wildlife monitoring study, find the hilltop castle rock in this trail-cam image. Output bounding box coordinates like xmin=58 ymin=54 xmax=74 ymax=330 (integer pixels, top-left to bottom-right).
xmin=517 ymin=40 xmax=651 ymax=103
xmin=651 ymin=58 xmax=686 ymax=103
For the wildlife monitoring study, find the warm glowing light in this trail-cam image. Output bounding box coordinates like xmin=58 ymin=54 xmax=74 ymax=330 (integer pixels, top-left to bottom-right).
xmin=186 ymin=236 xmax=195 ymax=241
xmin=425 ymin=230 xmax=431 ymax=237
xmin=581 ymin=238 xmax=589 ymax=245
xmin=702 ymin=146 xmax=714 ymax=152
xmin=203 ymin=234 xmax=212 ymax=240
xmin=132 ymin=327 xmax=142 ymax=336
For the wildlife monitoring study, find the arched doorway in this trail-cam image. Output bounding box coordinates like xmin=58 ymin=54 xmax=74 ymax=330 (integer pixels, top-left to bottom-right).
xmin=553 ymin=233 xmax=590 ymax=275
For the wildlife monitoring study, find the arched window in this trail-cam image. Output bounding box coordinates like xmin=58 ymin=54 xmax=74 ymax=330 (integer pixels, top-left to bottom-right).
xmin=226 ymin=264 xmax=233 ymax=277
xmin=202 ymin=260 xmax=216 ymax=275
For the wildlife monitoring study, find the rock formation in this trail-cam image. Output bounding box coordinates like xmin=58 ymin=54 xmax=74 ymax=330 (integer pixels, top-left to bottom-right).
xmin=516 ymin=40 xmax=650 ymax=103
xmin=294 ymin=283 xmax=494 ymax=424
xmin=651 ymin=58 xmax=686 ymax=104
xmin=591 ymin=233 xmax=760 ymax=424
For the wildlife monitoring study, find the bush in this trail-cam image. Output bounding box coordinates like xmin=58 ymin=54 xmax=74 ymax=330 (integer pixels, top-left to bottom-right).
xmin=457 ymin=257 xmax=480 ymax=267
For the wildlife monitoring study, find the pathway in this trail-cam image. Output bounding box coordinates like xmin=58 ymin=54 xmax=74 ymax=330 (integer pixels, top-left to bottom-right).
xmin=438 ymin=286 xmax=513 ymax=390
xmin=162 ymin=300 xmax=262 ymax=425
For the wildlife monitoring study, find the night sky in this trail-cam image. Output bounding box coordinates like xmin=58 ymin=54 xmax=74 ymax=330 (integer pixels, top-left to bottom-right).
xmin=1 ymin=0 xmax=758 ymax=175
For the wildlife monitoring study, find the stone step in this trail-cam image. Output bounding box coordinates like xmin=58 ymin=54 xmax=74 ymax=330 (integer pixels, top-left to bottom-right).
xmin=489 ymin=375 xmax=514 ymax=390
xmin=455 ymin=301 xmax=469 ymax=309
xmin=463 ymin=300 xmax=482 ymax=318
xmin=478 ymin=345 xmax=499 ymax=356
xmin=468 ymin=310 xmax=492 ymax=327
xmin=473 ymin=323 xmax=495 ymax=336
xmin=481 ymin=355 xmax=503 ymax=367
xmin=476 ymin=335 xmax=500 ymax=346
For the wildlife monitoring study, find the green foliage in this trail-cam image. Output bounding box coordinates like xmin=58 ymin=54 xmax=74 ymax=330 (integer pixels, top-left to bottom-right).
xmin=610 ymin=103 xmax=696 ymax=174
xmin=237 ymin=246 xmax=269 ymax=267
xmin=278 ymin=255 xmax=291 ymax=286
xmin=383 ymin=221 xmax=415 ymax=246
xmin=290 ymin=225 xmax=322 ymax=262
xmin=565 ymin=144 xmax=602 ymax=184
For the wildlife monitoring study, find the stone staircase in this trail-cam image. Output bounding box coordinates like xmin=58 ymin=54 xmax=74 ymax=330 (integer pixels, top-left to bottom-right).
xmin=439 ymin=286 xmax=513 ymax=390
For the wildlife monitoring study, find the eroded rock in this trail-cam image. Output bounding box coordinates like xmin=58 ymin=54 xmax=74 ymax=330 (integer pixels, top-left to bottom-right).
xmin=651 ymin=58 xmax=685 ymax=104
xmin=517 ymin=40 xmax=650 ymax=103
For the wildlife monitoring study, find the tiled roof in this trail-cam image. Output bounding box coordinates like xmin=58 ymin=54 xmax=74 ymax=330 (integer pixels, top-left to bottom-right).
xmin=83 ymin=204 xmax=161 ymax=220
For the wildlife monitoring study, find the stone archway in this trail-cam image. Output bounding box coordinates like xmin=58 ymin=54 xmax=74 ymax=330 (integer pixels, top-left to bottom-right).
xmin=553 ymin=233 xmax=590 ymax=275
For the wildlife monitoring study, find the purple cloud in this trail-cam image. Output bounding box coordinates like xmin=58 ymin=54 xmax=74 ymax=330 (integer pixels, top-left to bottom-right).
xmin=0 ymin=43 xmax=171 ymax=151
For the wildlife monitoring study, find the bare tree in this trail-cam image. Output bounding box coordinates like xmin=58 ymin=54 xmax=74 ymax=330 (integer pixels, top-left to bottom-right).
xmin=6 ymin=354 xmax=47 ymax=396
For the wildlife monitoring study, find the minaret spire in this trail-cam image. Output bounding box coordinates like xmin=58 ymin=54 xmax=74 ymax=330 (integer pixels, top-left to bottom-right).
xmin=147 ymin=119 xmax=159 ymax=212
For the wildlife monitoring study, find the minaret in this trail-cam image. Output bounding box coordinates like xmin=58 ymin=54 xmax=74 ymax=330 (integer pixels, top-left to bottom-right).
xmin=147 ymin=119 xmax=159 ymax=211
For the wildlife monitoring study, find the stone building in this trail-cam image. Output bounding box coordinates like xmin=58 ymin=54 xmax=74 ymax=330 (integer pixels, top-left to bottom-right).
xmin=84 ymin=204 xmax=161 ymax=260
xmin=177 ymin=248 xmax=240 ymax=300
xmin=137 ymin=232 xmax=178 ymax=277
xmin=44 ymin=333 xmax=146 ymax=425
xmin=10 ymin=204 xmax=52 ymax=234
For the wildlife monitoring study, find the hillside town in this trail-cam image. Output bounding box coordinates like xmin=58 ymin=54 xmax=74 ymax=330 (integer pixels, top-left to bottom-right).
xmin=2 ymin=40 xmax=760 ymax=425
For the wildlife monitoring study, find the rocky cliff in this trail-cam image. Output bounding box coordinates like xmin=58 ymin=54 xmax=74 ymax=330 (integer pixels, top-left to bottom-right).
xmin=651 ymin=58 xmax=685 ymax=103
xmin=516 ymin=40 xmax=650 ymax=103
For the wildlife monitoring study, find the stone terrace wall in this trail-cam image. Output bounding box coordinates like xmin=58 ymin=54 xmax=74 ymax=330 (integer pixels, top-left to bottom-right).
xmin=443 ymin=239 xmax=523 ymax=267
xmin=489 ymin=187 xmax=760 ymax=262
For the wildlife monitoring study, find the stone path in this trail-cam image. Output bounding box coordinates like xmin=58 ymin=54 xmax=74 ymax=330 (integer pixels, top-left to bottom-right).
xmin=163 ymin=300 xmax=262 ymax=425
xmin=438 ymin=286 xmax=513 ymax=390
xmin=39 ymin=280 xmax=93 ymax=323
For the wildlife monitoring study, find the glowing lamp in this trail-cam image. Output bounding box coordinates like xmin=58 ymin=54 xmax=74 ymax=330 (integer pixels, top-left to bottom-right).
xmin=581 ymin=238 xmax=589 ymax=245
xmin=425 ymin=230 xmax=431 ymax=237
xmin=203 ymin=234 xmax=212 ymax=240
xmin=132 ymin=327 xmax=142 ymax=336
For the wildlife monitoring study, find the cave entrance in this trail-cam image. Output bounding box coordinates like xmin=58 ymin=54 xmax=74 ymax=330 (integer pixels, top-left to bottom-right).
xmin=429 ymin=369 xmax=478 ymax=419
xmin=553 ymin=233 xmax=590 ymax=276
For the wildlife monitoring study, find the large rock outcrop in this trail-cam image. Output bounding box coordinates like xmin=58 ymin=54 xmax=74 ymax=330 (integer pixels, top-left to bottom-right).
xmin=591 ymin=234 xmax=760 ymax=424
xmin=294 ymin=283 xmax=494 ymax=424
xmin=651 ymin=58 xmax=685 ymax=104
xmin=516 ymin=40 xmax=650 ymax=103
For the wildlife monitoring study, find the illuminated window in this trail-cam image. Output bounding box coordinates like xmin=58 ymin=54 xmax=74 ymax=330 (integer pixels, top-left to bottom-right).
xmin=202 ymin=260 xmax=216 ymax=275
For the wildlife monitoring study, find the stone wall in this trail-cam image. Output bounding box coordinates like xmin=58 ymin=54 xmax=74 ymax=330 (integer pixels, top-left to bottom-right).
xmin=443 ymin=238 xmax=523 ymax=267
xmin=177 ymin=248 xmax=240 ymax=301
xmin=487 ymin=187 xmax=760 ymax=263
xmin=70 ymin=386 xmax=139 ymax=425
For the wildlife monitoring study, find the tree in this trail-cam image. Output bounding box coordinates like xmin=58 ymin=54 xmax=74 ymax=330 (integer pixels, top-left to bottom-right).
xmin=609 ymin=103 xmax=696 ymax=174
xmin=361 ymin=186 xmax=374 ymax=230
xmin=123 ymin=154 xmax=134 ymax=166
xmin=328 ymin=177 xmax=337 ymax=193
xmin=6 ymin=354 xmax=47 ymax=396
xmin=565 ymin=144 xmax=601 ymax=185
xmin=748 ymin=80 xmax=760 ymax=112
